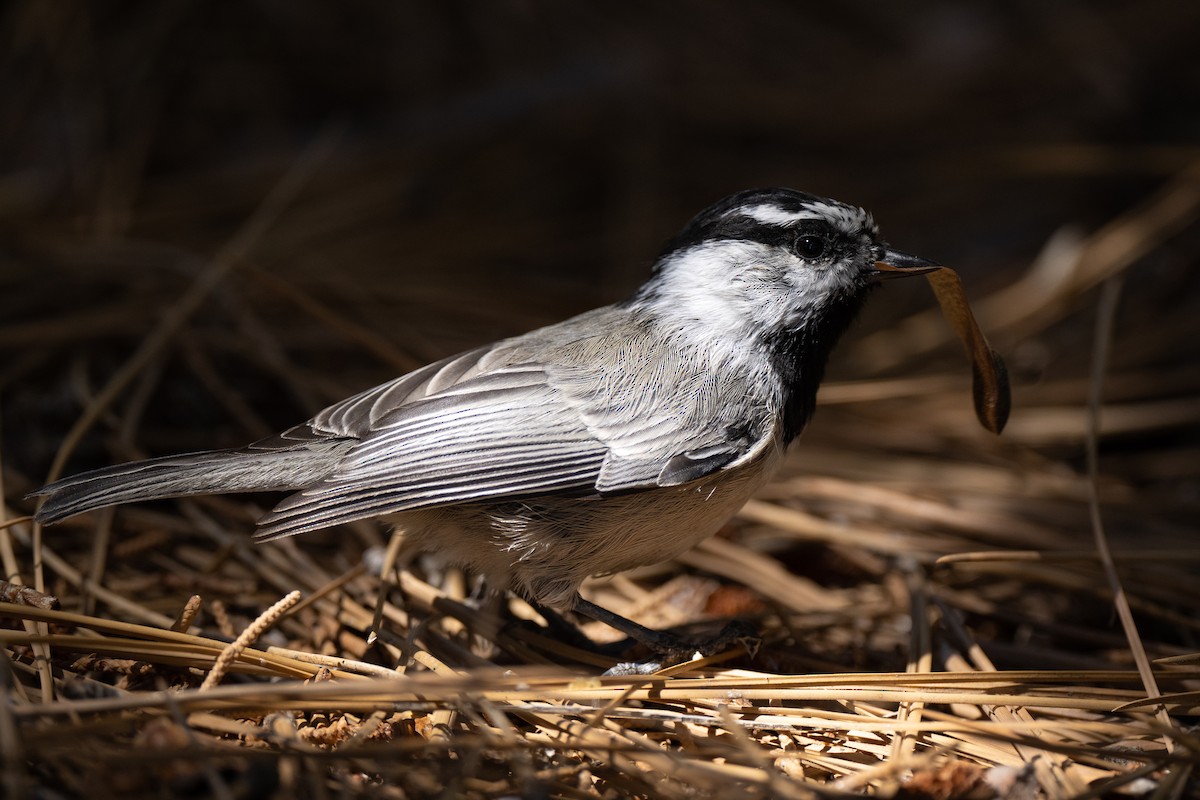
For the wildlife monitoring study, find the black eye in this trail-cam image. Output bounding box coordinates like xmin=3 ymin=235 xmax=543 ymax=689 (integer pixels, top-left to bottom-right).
xmin=796 ymin=235 xmax=825 ymax=259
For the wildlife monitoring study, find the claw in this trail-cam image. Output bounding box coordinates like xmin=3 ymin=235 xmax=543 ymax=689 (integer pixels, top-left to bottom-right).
xmin=571 ymin=597 xmax=760 ymax=671
xmin=603 ymin=661 xmax=665 ymax=677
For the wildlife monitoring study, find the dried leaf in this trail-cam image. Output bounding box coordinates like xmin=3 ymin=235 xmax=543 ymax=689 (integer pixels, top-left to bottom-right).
xmin=926 ymin=267 xmax=1012 ymax=434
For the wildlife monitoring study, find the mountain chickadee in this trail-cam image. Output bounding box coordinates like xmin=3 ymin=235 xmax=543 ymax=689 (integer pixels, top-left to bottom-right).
xmin=34 ymin=188 xmax=960 ymax=658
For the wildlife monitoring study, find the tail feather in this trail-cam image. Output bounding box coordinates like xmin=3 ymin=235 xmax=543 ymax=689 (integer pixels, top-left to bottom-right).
xmin=30 ymin=439 xmax=356 ymax=525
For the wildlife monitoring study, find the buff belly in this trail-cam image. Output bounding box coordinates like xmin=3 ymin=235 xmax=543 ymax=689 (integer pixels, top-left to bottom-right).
xmin=389 ymin=439 xmax=784 ymax=609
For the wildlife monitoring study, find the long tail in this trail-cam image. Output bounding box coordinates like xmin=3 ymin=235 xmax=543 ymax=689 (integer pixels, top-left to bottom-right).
xmin=30 ymin=439 xmax=355 ymax=525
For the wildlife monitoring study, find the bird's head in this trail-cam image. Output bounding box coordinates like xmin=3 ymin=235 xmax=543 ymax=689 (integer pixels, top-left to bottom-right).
xmin=636 ymin=187 xmax=937 ymax=342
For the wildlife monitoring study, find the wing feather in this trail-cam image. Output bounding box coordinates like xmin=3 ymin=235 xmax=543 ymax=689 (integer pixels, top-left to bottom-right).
xmin=255 ymin=362 xmax=608 ymax=538
xmin=254 ymin=307 xmax=777 ymax=539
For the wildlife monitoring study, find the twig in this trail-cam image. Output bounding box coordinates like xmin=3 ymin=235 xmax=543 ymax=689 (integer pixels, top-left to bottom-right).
xmin=1084 ymin=276 xmax=1174 ymax=747
xmin=199 ymin=591 xmax=302 ymax=690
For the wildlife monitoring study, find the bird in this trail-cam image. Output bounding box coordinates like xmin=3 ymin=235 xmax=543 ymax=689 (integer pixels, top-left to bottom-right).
xmin=33 ymin=188 xmax=947 ymax=660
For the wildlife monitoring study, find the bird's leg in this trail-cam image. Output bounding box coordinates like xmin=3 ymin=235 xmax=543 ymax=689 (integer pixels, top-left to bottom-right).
xmin=573 ymin=598 xmax=759 ymax=675
xmin=521 ymin=600 xmax=598 ymax=651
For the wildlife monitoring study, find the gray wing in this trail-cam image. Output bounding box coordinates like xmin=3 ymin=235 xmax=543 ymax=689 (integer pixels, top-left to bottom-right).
xmin=255 ymin=308 xmax=773 ymax=539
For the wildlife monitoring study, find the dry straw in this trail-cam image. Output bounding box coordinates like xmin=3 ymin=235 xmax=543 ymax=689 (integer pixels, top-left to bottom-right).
xmin=3 ymin=6 xmax=1199 ymax=794
xmin=4 ymin=165 xmax=1199 ymax=794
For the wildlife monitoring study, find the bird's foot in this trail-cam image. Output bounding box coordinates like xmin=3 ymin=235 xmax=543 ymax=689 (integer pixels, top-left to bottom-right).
xmin=573 ymin=598 xmax=760 ymax=674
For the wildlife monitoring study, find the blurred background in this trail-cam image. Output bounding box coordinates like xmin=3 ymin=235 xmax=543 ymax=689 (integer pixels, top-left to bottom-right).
xmin=2 ymin=0 xmax=1198 ymax=660
xmin=3 ymin=3 xmax=1200 ymax=795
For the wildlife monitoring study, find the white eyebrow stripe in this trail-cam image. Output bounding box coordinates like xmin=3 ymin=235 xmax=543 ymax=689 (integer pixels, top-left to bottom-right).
xmin=738 ymin=204 xmax=824 ymax=225
xmin=735 ymin=201 xmax=876 ymax=235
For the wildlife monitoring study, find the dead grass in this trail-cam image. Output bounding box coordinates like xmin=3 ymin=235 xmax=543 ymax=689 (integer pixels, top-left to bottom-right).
xmin=2 ymin=2 xmax=1199 ymax=798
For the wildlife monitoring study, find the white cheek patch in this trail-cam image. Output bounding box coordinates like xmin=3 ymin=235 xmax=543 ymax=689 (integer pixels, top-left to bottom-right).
xmin=652 ymin=241 xmax=772 ymax=333
xmin=651 ymin=240 xmax=864 ymax=335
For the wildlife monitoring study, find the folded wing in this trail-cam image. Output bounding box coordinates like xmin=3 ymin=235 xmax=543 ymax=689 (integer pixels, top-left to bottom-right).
xmin=254 ymin=311 xmax=772 ymax=539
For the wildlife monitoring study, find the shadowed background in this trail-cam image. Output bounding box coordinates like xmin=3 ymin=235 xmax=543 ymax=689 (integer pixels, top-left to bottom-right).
xmin=1 ymin=2 xmax=1199 ymax=797
xmin=3 ymin=2 xmax=1198 ymax=465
